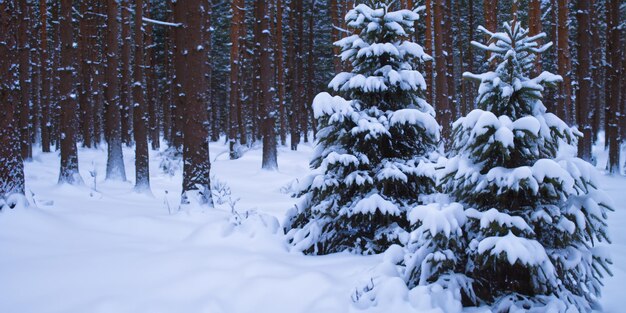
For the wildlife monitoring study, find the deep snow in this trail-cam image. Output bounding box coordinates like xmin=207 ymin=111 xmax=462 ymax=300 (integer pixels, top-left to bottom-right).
xmin=0 ymin=141 xmax=624 ymax=313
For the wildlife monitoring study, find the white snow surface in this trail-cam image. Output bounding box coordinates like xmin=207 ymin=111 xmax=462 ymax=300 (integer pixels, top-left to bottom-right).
xmin=1 ymin=141 xmax=625 ymax=313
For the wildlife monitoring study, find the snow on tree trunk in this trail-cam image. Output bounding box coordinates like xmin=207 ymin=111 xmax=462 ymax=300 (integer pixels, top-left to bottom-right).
xmin=285 ymin=0 xmax=440 ymax=255
xmin=104 ymin=0 xmax=127 ymax=182
xmin=58 ymin=0 xmax=83 ymax=186
xmin=179 ymin=0 xmax=214 ymax=208
xmin=0 ymin=0 xmax=26 ymax=205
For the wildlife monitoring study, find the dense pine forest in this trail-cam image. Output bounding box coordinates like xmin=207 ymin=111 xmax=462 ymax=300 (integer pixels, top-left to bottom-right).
xmin=0 ymin=0 xmax=625 ymax=312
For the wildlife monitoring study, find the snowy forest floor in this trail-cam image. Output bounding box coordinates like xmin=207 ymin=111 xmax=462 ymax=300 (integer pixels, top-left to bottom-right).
xmin=0 ymin=140 xmax=625 ymax=313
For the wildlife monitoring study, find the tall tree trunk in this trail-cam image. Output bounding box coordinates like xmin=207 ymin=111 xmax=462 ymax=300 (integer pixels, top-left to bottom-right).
xmin=433 ymin=0 xmax=451 ymax=140
xmin=145 ymin=0 xmax=159 ymax=151
xmin=444 ymin=0 xmax=456 ymax=121
xmin=306 ymin=0 xmax=316 ymax=138
xmin=287 ymin=0 xmax=300 ymax=150
xmin=105 ymin=0 xmax=127 ymax=181
xmin=590 ymin=0 xmax=602 ymax=143
xmin=605 ymin=0 xmax=621 ymax=173
xmin=79 ymin=0 xmax=94 ymax=148
xmin=330 ymin=0 xmax=341 ymax=73
xmin=424 ymin=0 xmax=433 ymax=104
xmin=120 ymin=0 xmax=132 ymax=146
xmin=17 ymin=0 xmax=32 ymax=160
xmin=256 ymin=0 xmax=278 ymax=170
xmin=179 ymin=0 xmax=214 ymax=207
xmin=528 ymin=0 xmax=542 ymax=75
xmin=40 ymin=0 xmax=51 ymax=153
xmin=171 ymin=0 xmax=185 ymax=150
xmin=556 ymin=0 xmax=572 ymax=124
xmin=58 ymin=0 xmax=82 ymax=185
xmin=229 ymin=0 xmax=244 ymax=159
xmin=0 ymin=0 xmax=26 ymax=200
xmin=276 ymin=0 xmax=287 ymax=146
xmin=133 ymin=0 xmax=150 ymax=192
xmin=575 ymin=0 xmax=593 ymax=161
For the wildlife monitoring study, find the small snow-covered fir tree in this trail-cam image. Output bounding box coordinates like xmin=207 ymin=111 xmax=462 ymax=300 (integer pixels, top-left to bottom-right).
xmin=284 ymin=0 xmax=440 ymax=255
xmin=407 ymin=21 xmax=612 ymax=312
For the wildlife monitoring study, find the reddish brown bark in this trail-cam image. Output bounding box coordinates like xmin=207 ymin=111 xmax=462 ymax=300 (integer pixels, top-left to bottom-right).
xmin=556 ymin=0 xmax=572 ymax=124
xmin=575 ymin=0 xmax=593 ymax=161
xmin=17 ymin=0 xmax=31 ymax=160
xmin=433 ymin=0 xmax=451 ymax=140
xmin=133 ymin=0 xmax=150 ymax=191
xmin=0 ymin=0 xmax=26 ymax=199
xmin=58 ymin=0 xmax=82 ymax=185
xmin=179 ymin=0 xmax=214 ymax=206
xmin=229 ymin=0 xmax=244 ymax=158
xmin=40 ymin=0 xmax=51 ymax=153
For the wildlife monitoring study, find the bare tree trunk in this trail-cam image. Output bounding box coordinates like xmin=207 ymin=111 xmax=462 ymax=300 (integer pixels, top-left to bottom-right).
xmin=556 ymin=0 xmax=572 ymax=124
xmin=17 ymin=0 xmax=32 ymax=160
xmin=120 ymin=0 xmax=132 ymax=146
xmin=433 ymin=0 xmax=451 ymax=140
xmin=444 ymin=0 xmax=456 ymax=121
xmin=287 ymin=0 xmax=300 ymax=150
xmin=179 ymin=0 xmax=214 ymax=207
xmin=575 ymin=0 xmax=593 ymax=161
xmin=256 ymin=0 xmax=278 ymax=170
xmin=528 ymin=0 xmax=542 ymax=75
xmin=58 ymin=0 xmax=82 ymax=185
xmin=605 ymin=0 xmax=621 ymax=173
xmin=276 ymin=0 xmax=287 ymax=146
xmin=330 ymin=0 xmax=341 ymax=73
xmin=424 ymin=0 xmax=433 ymax=104
xmin=79 ymin=0 xmax=94 ymax=148
xmin=0 ymin=0 xmax=26 ymax=199
xmin=40 ymin=0 xmax=51 ymax=153
xmin=133 ymin=0 xmax=150 ymax=192
xmin=171 ymin=0 xmax=185 ymax=150
xmin=590 ymin=0 xmax=602 ymax=143
xmin=229 ymin=0 xmax=244 ymax=159
xmin=306 ymin=0 xmax=316 ymax=138
xmin=145 ymin=0 xmax=159 ymax=151
xmin=105 ymin=0 xmax=127 ymax=181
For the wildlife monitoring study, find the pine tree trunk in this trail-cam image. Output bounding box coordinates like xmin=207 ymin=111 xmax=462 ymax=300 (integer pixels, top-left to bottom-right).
xmin=229 ymin=0 xmax=243 ymax=159
xmin=79 ymin=0 xmax=94 ymax=149
xmin=605 ymin=0 xmax=621 ymax=174
xmin=120 ymin=0 xmax=132 ymax=146
xmin=424 ymin=0 xmax=433 ymax=104
xmin=276 ymin=0 xmax=287 ymax=146
xmin=590 ymin=0 xmax=602 ymax=143
xmin=575 ymin=0 xmax=593 ymax=161
xmin=180 ymin=0 xmax=214 ymax=207
xmin=105 ymin=0 xmax=127 ymax=181
xmin=171 ymin=0 xmax=185 ymax=150
xmin=306 ymin=0 xmax=316 ymax=138
xmin=58 ymin=0 xmax=82 ymax=185
xmin=40 ymin=0 xmax=51 ymax=153
xmin=256 ymin=0 xmax=278 ymax=170
xmin=17 ymin=0 xmax=32 ymax=160
xmin=133 ymin=0 xmax=150 ymax=191
xmin=433 ymin=0 xmax=451 ymax=140
xmin=330 ymin=0 xmax=341 ymax=73
xmin=0 ymin=0 xmax=26 ymax=199
xmin=556 ymin=0 xmax=572 ymax=124
xmin=528 ymin=0 xmax=542 ymax=75
xmin=145 ymin=0 xmax=159 ymax=151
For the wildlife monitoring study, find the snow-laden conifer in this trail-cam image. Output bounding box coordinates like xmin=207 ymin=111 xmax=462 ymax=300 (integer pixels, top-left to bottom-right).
xmin=284 ymin=0 xmax=440 ymax=255
xmin=406 ymin=21 xmax=613 ymax=312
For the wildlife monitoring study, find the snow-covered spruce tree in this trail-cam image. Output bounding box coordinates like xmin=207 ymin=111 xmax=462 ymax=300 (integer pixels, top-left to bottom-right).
xmin=284 ymin=1 xmax=439 ymax=255
xmin=420 ymin=21 xmax=611 ymax=311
